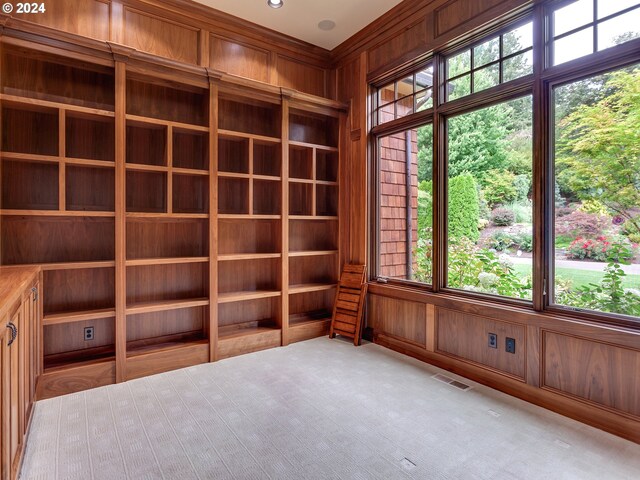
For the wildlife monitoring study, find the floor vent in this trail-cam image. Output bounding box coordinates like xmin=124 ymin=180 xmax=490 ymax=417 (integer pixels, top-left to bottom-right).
xmin=432 ymin=373 xmax=454 ymax=383
xmin=449 ymin=380 xmax=472 ymax=390
xmin=432 ymin=373 xmax=472 ymax=391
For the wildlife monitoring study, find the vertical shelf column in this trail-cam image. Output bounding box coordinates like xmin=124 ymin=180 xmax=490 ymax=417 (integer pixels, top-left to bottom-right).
xmin=208 ymin=75 xmax=220 ymax=361
xmin=167 ymin=125 xmax=173 ymax=215
xmin=281 ymin=96 xmax=290 ymax=346
xmin=114 ymin=60 xmax=127 ymax=383
xmin=58 ymin=110 xmax=66 ymax=212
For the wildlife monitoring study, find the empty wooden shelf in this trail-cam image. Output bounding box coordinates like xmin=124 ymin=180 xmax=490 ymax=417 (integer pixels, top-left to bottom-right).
xmin=0 ymin=29 xmax=343 ymax=404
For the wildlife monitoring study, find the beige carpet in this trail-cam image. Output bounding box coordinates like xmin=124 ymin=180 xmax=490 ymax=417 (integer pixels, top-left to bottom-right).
xmin=20 ymin=337 xmax=640 ymax=479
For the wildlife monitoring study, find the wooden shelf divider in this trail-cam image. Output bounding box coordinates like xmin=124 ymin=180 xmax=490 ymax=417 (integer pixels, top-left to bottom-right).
xmin=125 ymin=298 xmax=210 ymax=315
xmin=43 ymin=308 xmax=117 ymax=326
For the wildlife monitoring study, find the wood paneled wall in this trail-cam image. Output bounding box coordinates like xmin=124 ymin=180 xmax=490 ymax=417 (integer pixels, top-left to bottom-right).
xmin=5 ymin=0 xmax=331 ymax=98
xmin=368 ymin=285 xmax=640 ymax=442
xmin=336 ymin=0 xmax=640 ymax=443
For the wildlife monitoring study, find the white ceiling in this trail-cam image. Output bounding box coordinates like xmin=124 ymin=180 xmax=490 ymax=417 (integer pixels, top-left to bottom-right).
xmin=192 ymin=0 xmax=404 ymax=50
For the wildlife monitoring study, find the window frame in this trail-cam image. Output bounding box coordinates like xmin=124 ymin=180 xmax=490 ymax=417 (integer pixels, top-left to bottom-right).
xmin=547 ymin=0 xmax=640 ymax=67
xmin=443 ymin=17 xmax=535 ymax=102
xmin=368 ymin=1 xmax=640 ymax=328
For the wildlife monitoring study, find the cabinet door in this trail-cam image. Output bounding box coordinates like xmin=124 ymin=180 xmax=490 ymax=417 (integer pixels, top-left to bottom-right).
xmin=21 ymin=288 xmax=33 ymax=431
xmin=1 ymin=323 xmax=9 ymax=480
xmin=9 ymin=307 xmax=21 ymax=476
xmin=27 ymin=284 xmax=39 ymax=417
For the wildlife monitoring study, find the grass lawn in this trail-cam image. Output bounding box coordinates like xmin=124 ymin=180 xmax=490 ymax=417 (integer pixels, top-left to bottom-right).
xmin=512 ymin=264 xmax=640 ymax=289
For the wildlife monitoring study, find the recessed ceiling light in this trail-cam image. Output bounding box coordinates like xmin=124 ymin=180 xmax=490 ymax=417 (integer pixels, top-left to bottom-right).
xmin=267 ymin=0 xmax=283 ymax=8
xmin=318 ymin=20 xmax=336 ymax=31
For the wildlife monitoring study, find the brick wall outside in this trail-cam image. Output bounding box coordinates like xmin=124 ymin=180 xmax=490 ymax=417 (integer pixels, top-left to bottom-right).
xmin=378 ymin=95 xmax=418 ymax=279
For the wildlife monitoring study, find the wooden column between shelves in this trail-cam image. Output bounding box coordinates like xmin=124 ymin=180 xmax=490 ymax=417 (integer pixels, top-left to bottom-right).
xmin=248 ymin=138 xmax=254 ymax=215
xmin=114 ymin=61 xmax=127 ymax=382
xmin=311 ymin=147 xmax=317 ymax=216
xmin=209 ymin=79 xmax=219 ymax=362
xmin=58 ymin=109 xmax=66 ymax=211
xmin=281 ymin=97 xmax=290 ymax=346
xmin=167 ymin=125 xmax=173 ymax=214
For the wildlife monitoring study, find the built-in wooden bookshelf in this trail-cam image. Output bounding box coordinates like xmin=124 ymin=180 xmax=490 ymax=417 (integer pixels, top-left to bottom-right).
xmin=0 ymin=45 xmax=343 ymax=395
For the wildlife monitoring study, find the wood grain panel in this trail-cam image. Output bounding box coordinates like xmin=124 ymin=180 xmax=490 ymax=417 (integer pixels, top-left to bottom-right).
xmin=276 ymin=56 xmax=326 ymax=97
xmin=123 ymin=8 xmax=199 ymax=64
xmin=367 ymin=21 xmax=428 ymax=74
xmin=44 ymin=317 xmax=114 ymax=356
xmin=217 ymin=329 xmax=281 ymax=359
xmin=434 ymin=0 xmax=505 ymax=37
xmin=44 ymin=268 xmax=115 ymax=314
xmin=126 ymin=342 xmax=208 ymax=380
xmin=289 ymin=319 xmax=330 ymax=344
xmin=36 ymin=361 xmax=115 ymax=400
xmin=543 ymin=332 xmax=640 ymax=417
xmin=436 ymin=308 xmax=526 ymax=379
xmin=126 ymin=307 xmax=206 ymax=342
xmin=210 ymin=36 xmax=269 ymax=83
xmin=368 ymin=294 xmax=426 ymax=347
xmin=10 ymin=0 xmax=110 ymax=40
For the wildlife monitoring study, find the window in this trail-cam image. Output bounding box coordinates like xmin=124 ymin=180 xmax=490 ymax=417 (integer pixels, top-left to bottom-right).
xmin=550 ymin=0 xmax=640 ymax=66
xmin=446 ymin=96 xmax=533 ymax=300
xmin=445 ymin=21 xmax=533 ymax=101
xmin=371 ymin=7 xmax=640 ymax=325
xmin=552 ymin=64 xmax=640 ymax=317
xmin=376 ymin=64 xmax=433 ymax=125
xmin=377 ymin=125 xmax=433 ymax=283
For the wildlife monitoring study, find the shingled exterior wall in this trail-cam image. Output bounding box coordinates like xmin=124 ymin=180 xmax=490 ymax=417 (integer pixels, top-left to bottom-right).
xmin=378 ymin=107 xmax=419 ymax=279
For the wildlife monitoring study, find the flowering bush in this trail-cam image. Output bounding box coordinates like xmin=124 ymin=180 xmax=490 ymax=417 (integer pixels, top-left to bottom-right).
xmin=566 ymin=236 xmax=635 ymax=262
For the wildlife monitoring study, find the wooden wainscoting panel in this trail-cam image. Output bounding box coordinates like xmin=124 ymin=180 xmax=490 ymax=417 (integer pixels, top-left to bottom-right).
xmin=434 ymin=0 xmax=505 ymax=37
xmin=436 ymin=307 xmax=526 ymax=380
xmin=276 ymin=56 xmax=326 ymax=97
xmin=543 ymin=331 xmax=640 ymax=418
xmin=367 ymin=21 xmax=429 ymax=75
xmin=368 ymin=294 xmax=427 ymax=348
xmin=209 ymin=36 xmax=270 ymax=84
xmin=9 ymin=0 xmax=111 ymax=40
xmin=123 ymin=7 xmax=199 ymax=64
xmin=36 ymin=361 xmax=116 ymax=399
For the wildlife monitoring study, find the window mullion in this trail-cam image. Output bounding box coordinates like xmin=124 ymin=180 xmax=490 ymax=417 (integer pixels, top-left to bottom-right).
xmin=432 ymin=52 xmax=445 ymax=293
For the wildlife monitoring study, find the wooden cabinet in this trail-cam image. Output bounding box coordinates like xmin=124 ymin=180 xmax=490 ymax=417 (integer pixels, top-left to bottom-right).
xmin=0 ymin=267 xmax=40 ymax=480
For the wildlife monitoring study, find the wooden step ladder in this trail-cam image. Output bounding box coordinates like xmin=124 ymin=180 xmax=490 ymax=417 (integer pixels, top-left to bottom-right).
xmin=329 ymin=264 xmax=367 ymax=346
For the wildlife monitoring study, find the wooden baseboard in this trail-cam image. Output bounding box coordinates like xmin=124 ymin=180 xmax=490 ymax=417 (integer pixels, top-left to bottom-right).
xmin=375 ymin=333 xmax=640 ymax=444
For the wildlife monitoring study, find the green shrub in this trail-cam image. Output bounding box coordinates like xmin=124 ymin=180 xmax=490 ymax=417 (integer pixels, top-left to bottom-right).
xmin=488 ymin=231 xmax=515 ymax=251
xmin=417 ymin=180 xmax=433 ymax=233
xmin=491 ymin=208 xmax=515 ymax=226
xmin=487 ymin=230 xmax=533 ymax=252
xmin=515 ymin=231 xmax=533 ymax=252
xmin=506 ymin=201 xmax=532 ymax=224
xmin=448 ymin=173 xmax=480 ymax=242
xmin=514 ymin=174 xmax=531 ymax=202
xmin=483 ymin=169 xmax=517 ymax=207
xmin=578 ymin=199 xmax=608 ymax=215
xmin=558 ymin=246 xmax=640 ymax=317
xmin=448 ymin=237 xmax=532 ymax=299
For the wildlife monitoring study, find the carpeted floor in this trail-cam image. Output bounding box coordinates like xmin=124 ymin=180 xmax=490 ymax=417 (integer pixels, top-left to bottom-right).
xmin=20 ymin=337 xmax=640 ymax=479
